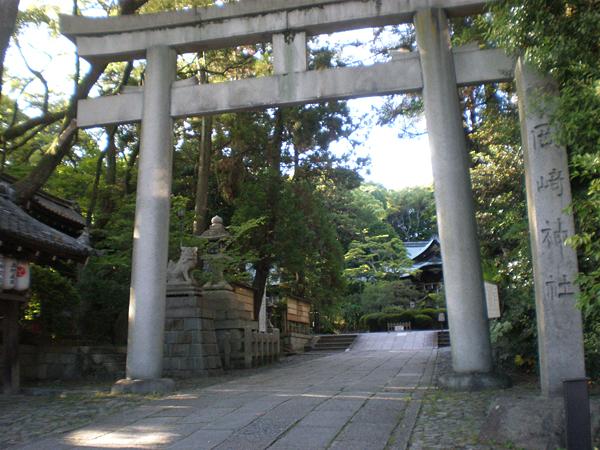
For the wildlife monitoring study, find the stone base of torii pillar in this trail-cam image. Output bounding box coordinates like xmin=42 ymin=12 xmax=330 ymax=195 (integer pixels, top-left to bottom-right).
xmin=111 ymin=377 xmax=175 ymax=395
xmin=438 ymin=371 xmax=512 ymax=391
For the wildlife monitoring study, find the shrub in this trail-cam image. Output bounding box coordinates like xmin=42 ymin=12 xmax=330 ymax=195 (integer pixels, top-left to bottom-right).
xmin=360 ymin=308 xmax=444 ymax=331
xmin=413 ymin=314 xmax=433 ymax=329
xmin=382 ymin=305 xmax=405 ymax=314
xmin=77 ymin=256 xmax=131 ymax=344
xmin=360 ymin=312 xmax=386 ymax=332
xmin=419 ymin=308 xmax=439 ymax=319
xmin=24 ymin=265 xmax=80 ymax=341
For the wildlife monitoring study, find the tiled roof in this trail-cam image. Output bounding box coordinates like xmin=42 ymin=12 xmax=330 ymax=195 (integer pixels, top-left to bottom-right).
xmin=404 ymin=237 xmax=440 ymax=260
xmin=0 ymin=173 xmax=86 ymax=232
xmin=31 ymin=193 xmax=86 ymax=228
xmin=402 ymin=238 xmax=442 ymax=277
xmin=0 ymin=194 xmax=90 ymax=262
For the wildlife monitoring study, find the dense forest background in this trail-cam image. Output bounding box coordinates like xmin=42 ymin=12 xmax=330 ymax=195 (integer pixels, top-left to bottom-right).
xmin=0 ymin=0 xmax=598 ymax=379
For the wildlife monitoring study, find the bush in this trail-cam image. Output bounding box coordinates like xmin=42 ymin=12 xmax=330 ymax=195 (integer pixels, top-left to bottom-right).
xmin=419 ymin=308 xmax=439 ymax=319
xmin=76 ymin=257 xmax=131 ymax=344
xmin=382 ymin=305 xmax=405 ymax=314
xmin=360 ymin=312 xmax=386 ymax=332
xmin=583 ymin=311 xmax=600 ymax=382
xmin=385 ymin=311 xmax=415 ymax=324
xmin=413 ymin=314 xmax=433 ymax=329
xmin=24 ymin=265 xmax=80 ymax=341
xmin=359 ymin=308 xmax=444 ymax=331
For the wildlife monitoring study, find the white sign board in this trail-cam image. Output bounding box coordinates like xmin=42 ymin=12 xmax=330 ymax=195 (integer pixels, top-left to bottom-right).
xmin=484 ymin=282 xmax=501 ymax=319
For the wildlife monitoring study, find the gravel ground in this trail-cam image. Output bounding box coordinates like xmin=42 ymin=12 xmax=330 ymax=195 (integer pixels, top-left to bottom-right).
xmin=410 ymin=349 xmax=501 ymax=449
xmin=410 ymin=348 xmax=599 ymax=449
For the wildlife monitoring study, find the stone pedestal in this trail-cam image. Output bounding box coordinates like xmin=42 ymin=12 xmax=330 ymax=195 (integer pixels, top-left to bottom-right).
xmin=163 ymin=285 xmax=222 ymax=377
xmin=515 ymin=58 xmax=586 ymax=397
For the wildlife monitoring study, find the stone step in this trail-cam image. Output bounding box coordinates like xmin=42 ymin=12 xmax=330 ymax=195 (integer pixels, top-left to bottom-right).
xmin=315 ymin=338 xmax=356 ymax=344
xmin=437 ymin=330 xmax=451 ymax=347
xmin=311 ymin=343 xmax=351 ymax=349
xmin=310 ymin=347 xmax=348 ymax=353
xmin=315 ymin=335 xmax=357 ymax=342
xmin=308 ymin=334 xmax=358 ymax=352
xmin=313 ymin=342 xmax=355 ymax=348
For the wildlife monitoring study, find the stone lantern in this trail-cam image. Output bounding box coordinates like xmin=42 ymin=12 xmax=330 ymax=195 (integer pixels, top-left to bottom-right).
xmin=199 ymin=216 xmax=231 ymax=290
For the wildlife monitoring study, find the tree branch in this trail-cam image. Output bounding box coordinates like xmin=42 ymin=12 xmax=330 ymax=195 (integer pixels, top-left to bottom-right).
xmin=16 ymin=38 xmax=49 ymax=113
xmin=12 ymin=0 xmax=148 ymax=204
xmin=3 ymin=109 xmax=65 ymax=141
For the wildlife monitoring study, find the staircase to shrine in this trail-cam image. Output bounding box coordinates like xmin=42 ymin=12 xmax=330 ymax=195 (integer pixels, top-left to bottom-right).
xmin=308 ymin=334 xmax=358 ymax=352
xmin=437 ymin=330 xmax=451 ymax=347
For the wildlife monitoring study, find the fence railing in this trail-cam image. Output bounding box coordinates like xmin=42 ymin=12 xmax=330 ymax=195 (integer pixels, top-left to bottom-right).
xmin=244 ymin=328 xmax=280 ymax=368
xmin=387 ymin=322 xmax=412 ymax=331
xmin=220 ymin=327 xmax=280 ymax=369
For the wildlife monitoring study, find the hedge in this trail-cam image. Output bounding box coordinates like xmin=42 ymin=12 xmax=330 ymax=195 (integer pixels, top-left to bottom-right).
xmin=359 ymin=308 xmax=446 ymax=332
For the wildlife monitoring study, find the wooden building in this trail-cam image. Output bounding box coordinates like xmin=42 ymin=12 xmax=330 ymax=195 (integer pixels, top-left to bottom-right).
xmin=269 ymin=294 xmax=312 ymax=353
xmin=403 ymin=237 xmax=443 ymax=293
xmin=0 ymin=178 xmax=89 ymax=394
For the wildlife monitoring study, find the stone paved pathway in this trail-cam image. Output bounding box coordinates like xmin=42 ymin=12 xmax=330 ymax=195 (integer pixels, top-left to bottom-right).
xmin=11 ymin=346 xmax=437 ymax=449
xmin=6 ymin=334 xmax=586 ymax=449
xmin=351 ymin=331 xmax=437 ymax=352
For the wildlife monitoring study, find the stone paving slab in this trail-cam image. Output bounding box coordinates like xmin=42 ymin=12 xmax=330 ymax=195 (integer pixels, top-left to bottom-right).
xmin=8 ymin=348 xmax=434 ymax=449
xmin=351 ymin=331 xmax=437 ymax=352
xmin=8 ymin=338 xmax=592 ymax=449
xmin=268 ymin=425 xmax=340 ymax=450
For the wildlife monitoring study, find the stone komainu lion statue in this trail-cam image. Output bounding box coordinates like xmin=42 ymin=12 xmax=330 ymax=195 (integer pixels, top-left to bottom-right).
xmin=166 ymin=247 xmax=198 ymax=284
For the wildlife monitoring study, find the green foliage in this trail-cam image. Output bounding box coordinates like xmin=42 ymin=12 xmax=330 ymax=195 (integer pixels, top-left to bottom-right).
xmin=358 ymin=280 xmax=422 ymax=313
xmin=77 ymin=257 xmax=130 ymax=344
xmin=359 ymin=312 xmax=386 ymax=332
xmin=413 ymin=314 xmax=433 ymax=329
xmin=24 ymin=265 xmax=80 ymax=341
xmin=583 ymin=312 xmax=600 ymax=379
xmin=344 ymin=233 xmax=411 ymax=285
xmin=359 ymin=308 xmax=446 ymax=332
xmin=568 ymin=153 xmax=600 ymax=313
xmin=386 ymin=186 xmax=437 ymax=241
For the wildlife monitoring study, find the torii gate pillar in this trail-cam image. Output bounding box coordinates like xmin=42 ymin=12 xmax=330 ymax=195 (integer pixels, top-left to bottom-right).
xmin=415 ymin=9 xmax=508 ymax=388
xmin=113 ymin=46 xmax=177 ymax=394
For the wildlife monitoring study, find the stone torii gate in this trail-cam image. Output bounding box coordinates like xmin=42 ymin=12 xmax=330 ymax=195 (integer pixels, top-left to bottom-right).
xmin=60 ymin=0 xmax=586 ymax=396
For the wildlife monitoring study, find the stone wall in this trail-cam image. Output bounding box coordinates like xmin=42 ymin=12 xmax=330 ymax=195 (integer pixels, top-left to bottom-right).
xmin=283 ymin=332 xmax=313 ymax=353
xmin=0 ymin=345 xmax=126 ymax=381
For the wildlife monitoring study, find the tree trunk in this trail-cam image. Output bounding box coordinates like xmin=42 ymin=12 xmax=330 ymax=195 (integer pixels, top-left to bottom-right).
xmin=252 ymin=259 xmax=270 ymax=321
xmin=95 ymin=126 xmax=118 ymax=228
xmin=193 ymin=66 xmax=212 ymax=235
xmin=123 ymin=135 xmax=140 ymax=195
xmin=252 ymin=109 xmax=284 ymax=319
xmin=0 ymin=0 xmax=19 ymax=102
xmin=105 ymin=126 xmax=117 ymax=185
xmin=86 ymin=151 xmax=106 ymax=227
